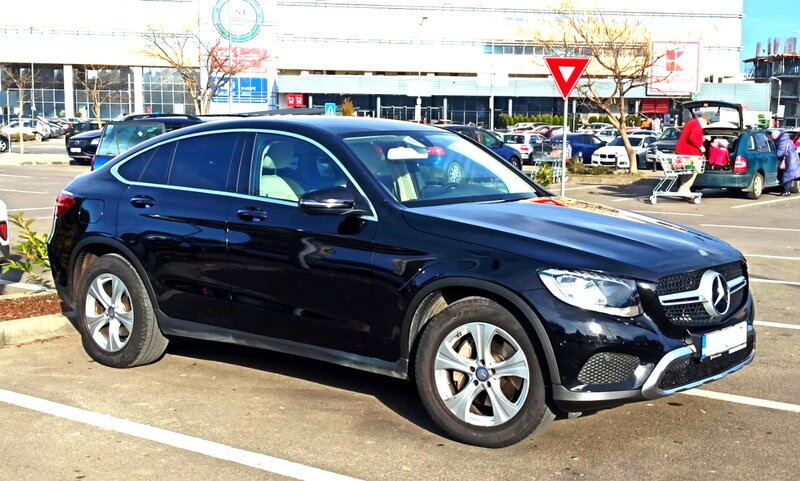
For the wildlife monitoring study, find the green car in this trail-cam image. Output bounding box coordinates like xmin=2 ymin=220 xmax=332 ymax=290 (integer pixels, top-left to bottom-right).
xmin=689 ymin=101 xmax=788 ymax=199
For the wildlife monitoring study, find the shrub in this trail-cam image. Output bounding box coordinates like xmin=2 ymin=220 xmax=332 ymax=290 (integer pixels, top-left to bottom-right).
xmin=1 ymin=214 xmax=50 ymax=282
xmin=340 ymin=97 xmax=356 ymax=116
xmin=533 ymin=163 xmax=553 ymax=187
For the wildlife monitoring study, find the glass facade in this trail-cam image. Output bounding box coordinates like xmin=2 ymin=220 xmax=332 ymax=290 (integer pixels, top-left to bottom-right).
xmin=1 ymin=64 xmax=65 ymax=119
xmin=142 ymin=68 xmax=195 ymax=115
xmin=73 ymin=66 xmax=132 ymax=120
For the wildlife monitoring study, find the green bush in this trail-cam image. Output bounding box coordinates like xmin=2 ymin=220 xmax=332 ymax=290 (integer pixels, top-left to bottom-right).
xmin=533 ymin=163 xmax=553 ymax=187
xmin=1 ymin=214 xmax=50 ymax=281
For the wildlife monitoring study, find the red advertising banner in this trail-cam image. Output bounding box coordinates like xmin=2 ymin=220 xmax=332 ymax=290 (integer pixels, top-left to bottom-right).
xmin=286 ymin=94 xmax=304 ymax=108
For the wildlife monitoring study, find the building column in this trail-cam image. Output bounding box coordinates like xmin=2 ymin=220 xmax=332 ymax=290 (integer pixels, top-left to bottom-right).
xmin=489 ymin=95 xmax=495 ymax=130
xmin=376 ymin=96 xmax=381 ymax=118
xmin=132 ymin=67 xmax=144 ymax=114
xmin=443 ymin=97 xmax=448 ymax=121
xmin=63 ymin=65 xmax=75 ymax=117
xmin=508 ymin=98 xmax=513 ymax=119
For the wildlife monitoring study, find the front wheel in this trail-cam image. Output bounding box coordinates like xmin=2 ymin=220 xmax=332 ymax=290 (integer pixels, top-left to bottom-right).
xmin=746 ymin=172 xmax=764 ymax=199
xmin=0 ymin=138 xmax=8 ymax=152
xmin=34 ymin=133 xmax=43 ymax=142
xmin=415 ymin=297 xmax=552 ymax=448
xmin=76 ymin=254 xmax=168 ymax=368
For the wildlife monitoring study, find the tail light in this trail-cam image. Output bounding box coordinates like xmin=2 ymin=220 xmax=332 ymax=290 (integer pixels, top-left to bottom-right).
xmin=520 ymin=145 xmax=531 ymax=152
xmin=90 ymin=155 xmax=96 ymax=171
xmin=0 ymin=220 xmax=7 ymax=241
xmin=427 ymin=146 xmax=446 ymax=157
xmin=733 ymin=156 xmax=748 ymax=173
xmin=54 ymin=191 xmax=76 ymax=218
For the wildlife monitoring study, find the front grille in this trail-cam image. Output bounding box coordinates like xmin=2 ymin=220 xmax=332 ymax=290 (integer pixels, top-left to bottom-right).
xmin=577 ymin=353 xmax=640 ymax=385
xmin=658 ymin=343 xmax=752 ymax=391
xmin=657 ymin=262 xmax=746 ymax=326
xmin=70 ymin=139 xmax=88 ymax=147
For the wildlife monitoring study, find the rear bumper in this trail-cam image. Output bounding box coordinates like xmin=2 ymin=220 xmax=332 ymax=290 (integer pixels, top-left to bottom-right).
xmin=1 ymin=244 xmax=9 ymax=258
xmin=694 ymin=172 xmax=752 ymax=189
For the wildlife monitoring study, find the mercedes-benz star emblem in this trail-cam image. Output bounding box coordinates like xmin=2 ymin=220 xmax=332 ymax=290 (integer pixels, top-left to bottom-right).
xmin=699 ymin=270 xmax=730 ymax=317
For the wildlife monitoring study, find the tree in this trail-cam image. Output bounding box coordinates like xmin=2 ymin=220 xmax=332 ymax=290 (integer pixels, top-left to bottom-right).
xmin=340 ymin=97 xmax=356 ymax=116
xmin=141 ymin=24 xmax=269 ymax=114
xmin=0 ymin=64 xmax=34 ymax=153
xmin=73 ymin=66 xmax=124 ymax=125
xmin=531 ymin=1 xmax=668 ymax=173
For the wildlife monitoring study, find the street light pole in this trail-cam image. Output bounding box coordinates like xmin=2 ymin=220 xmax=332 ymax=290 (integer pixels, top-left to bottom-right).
xmin=416 ymin=16 xmax=428 ymax=123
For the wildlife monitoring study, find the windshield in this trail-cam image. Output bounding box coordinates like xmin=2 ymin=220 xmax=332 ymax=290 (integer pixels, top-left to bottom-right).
xmin=610 ymin=137 xmax=643 ymax=147
xmin=96 ymin=122 xmax=166 ymax=157
xmin=344 ymin=131 xmax=539 ymax=207
xmin=658 ymin=128 xmax=681 ymax=141
xmin=688 ymin=105 xmax=741 ymax=128
xmin=504 ymin=134 xmax=525 ymax=144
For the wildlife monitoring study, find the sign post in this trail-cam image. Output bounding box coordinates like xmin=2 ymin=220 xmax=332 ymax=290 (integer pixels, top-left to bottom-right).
xmin=544 ymin=57 xmax=590 ymax=197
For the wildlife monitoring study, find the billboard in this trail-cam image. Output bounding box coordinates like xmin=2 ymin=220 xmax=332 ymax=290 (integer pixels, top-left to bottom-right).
xmin=647 ymin=41 xmax=701 ymax=97
xmin=202 ymin=0 xmax=278 ymax=112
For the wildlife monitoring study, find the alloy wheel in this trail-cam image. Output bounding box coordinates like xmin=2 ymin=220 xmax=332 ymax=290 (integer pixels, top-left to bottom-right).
xmin=84 ymin=273 xmax=135 ymax=352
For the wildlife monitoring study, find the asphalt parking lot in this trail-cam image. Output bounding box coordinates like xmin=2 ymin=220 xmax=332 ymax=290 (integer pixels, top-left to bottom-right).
xmin=1 ymin=164 xmax=799 ymax=480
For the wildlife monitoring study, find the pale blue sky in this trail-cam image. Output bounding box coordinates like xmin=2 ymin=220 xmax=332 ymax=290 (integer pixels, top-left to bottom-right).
xmin=742 ymin=0 xmax=798 ymax=63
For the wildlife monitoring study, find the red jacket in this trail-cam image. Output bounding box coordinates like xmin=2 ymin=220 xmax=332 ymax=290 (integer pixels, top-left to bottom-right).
xmin=675 ymin=118 xmax=704 ymax=155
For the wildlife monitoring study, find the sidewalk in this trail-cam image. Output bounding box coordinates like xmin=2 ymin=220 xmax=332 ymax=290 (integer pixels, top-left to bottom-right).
xmin=0 ymin=312 xmax=76 ymax=346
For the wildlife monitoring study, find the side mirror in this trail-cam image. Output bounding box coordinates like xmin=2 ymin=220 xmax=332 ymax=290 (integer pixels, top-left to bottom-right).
xmin=299 ymin=186 xmax=368 ymax=217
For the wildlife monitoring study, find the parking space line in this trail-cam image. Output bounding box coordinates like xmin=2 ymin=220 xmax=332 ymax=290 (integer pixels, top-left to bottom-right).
xmin=731 ymin=196 xmax=800 ymax=209
xmin=0 ymin=389 xmax=364 ymax=481
xmin=682 ymin=389 xmax=800 ymax=413
xmin=0 ymin=173 xmax=33 ymax=179
xmin=7 ymin=207 xmax=53 ymax=212
xmin=565 ymin=186 xmax=597 ymax=191
xmin=754 ymin=321 xmax=800 ymax=330
xmin=745 ymin=254 xmax=800 ymax=261
xmin=699 ymin=224 xmax=800 ymax=232
xmin=0 ymin=188 xmax=47 ymax=195
xmin=632 ymin=210 xmax=704 ymax=217
xmin=612 ymin=197 xmax=637 ymax=202
xmin=750 ymin=278 xmax=800 ymax=286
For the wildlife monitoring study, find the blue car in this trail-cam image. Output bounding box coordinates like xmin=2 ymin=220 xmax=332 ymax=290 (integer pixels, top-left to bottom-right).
xmin=441 ymin=125 xmax=523 ymax=180
xmin=548 ymin=133 xmax=606 ymax=163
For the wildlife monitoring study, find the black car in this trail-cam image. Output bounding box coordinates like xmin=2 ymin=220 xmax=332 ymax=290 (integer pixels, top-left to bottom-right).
xmin=66 ymin=129 xmax=101 ymax=164
xmin=48 ymin=117 xmax=755 ymax=448
xmin=65 ymin=121 xmax=102 ymax=144
xmin=645 ymin=126 xmax=682 ymax=170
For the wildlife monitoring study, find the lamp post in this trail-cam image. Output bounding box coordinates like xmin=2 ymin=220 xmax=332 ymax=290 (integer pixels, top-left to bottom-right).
xmin=770 ymin=76 xmax=782 ymax=124
xmin=415 ymin=16 xmax=428 ymax=123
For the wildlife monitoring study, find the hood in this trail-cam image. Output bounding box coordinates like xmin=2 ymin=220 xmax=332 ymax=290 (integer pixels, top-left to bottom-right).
xmin=70 ymin=129 xmax=102 ymax=140
xmin=593 ymin=146 xmax=635 ymax=156
xmin=402 ymin=197 xmax=742 ymax=282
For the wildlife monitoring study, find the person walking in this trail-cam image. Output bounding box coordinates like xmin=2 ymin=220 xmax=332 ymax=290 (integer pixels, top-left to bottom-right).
xmin=770 ymin=129 xmax=800 ymax=196
xmin=674 ymin=113 xmax=709 ymax=192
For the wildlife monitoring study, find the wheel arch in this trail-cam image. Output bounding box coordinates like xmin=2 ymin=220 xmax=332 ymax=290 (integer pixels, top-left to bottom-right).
xmin=402 ymin=277 xmax=560 ymax=385
xmin=68 ymin=236 xmax=159 ymax=313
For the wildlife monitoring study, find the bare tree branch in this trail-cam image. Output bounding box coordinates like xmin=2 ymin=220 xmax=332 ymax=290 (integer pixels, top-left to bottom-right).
xmin=73 ymin=65 xmax=125 ymax=125
xmin=141 ymin=24 xmax=269 ymax=114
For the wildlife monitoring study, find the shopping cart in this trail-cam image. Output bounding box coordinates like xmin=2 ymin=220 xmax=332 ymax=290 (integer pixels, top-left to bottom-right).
xmin=650 ymin=152 xmax=706 ymax=205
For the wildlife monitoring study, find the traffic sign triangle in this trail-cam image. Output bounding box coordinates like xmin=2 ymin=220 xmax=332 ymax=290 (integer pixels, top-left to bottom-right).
xmin=545 ymin=57 xmax=591 ymax=100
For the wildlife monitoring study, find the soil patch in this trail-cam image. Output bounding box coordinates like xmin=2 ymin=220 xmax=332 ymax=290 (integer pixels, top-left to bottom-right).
xmin=0 ymin=292 xmax=64 ymax=321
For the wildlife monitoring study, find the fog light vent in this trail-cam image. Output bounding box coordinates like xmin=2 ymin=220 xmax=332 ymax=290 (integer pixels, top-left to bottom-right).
xmin=577 ymin=352 xmax=640 ymax=385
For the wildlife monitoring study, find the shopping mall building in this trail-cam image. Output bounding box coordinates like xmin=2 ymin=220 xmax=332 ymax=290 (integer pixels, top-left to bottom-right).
xmin=0 ymin=0 xmax=768 ymax=126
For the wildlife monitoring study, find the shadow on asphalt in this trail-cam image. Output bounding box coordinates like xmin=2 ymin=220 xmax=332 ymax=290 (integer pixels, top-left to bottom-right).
xmin=163 ymin=337 xmax=443 ymax=435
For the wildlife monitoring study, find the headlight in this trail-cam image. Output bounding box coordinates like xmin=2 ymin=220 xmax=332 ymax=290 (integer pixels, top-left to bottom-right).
xmin=539 ymin=269 xmax=642 ymax=317
xmin=90 ymin=138 xmax=99 ymax=145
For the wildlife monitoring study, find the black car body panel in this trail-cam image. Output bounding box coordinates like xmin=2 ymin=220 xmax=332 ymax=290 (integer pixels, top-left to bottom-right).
xmin=49 ymin=117 xmax=755 ymax=420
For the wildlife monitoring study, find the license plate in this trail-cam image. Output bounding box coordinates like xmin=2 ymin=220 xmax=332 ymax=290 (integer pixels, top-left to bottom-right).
xmin=700 ymin=322 xmax=747 ymax=359
xmin=69 ymin=147 xmax=81 ymax=153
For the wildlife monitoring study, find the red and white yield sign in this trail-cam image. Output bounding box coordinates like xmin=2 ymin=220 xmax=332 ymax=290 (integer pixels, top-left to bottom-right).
xmin=544 ymin=57 xmax=591 ymax=100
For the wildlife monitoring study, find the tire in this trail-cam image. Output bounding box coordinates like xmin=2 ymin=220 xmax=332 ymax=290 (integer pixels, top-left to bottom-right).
xmin=0 ymin=138 xmax=8 ymax=152
xmin=76 ymin=254 xmax=168 ymax=368
xmin=746 ymin=172 xmax=764 ymax=200
xmin=446 ymin=162 xmax=464 ymax=183
xmin=34 ymin=133 xmax=43 ymax=142
xmin=415 ymin=297 xmax=552 ymax=448
xmin=510 ymin=156 xmax=522 ymax=170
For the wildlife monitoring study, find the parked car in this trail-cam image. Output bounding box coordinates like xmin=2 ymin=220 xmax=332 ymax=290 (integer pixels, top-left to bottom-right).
xmin=578 ymin=122 xmax=613 ymax=133
xmin=511 ymin=122 xmax=548 ymax=131
xmin=48 ymin=116 xmax=755 ymax=448
xmin=645 ymin=126 xmax=682 ymax=169
xmin=65 ymin=120 xmax=103 ymax=144
xmin=678 ymin=100 xmax=798 ymax=198
xmin=0 ymin=132 xmax=10 ymax=153
xmin=441 ymin=124 xmax=523 ymax=172
xmin=503 ymin=132 xmax=546 ymax=164
xmin=627 ymin=129 xmax=659 ymax=137
xmin=0 ymin=199 xmax=8 ymax=259
xmin=92 ymin=114 xmax=204 ymax=170
xmin=66 ymin=129 xmax=101 ymax=165
xmin=546 ymin=133 xmax=606 ymax=163
xmin=595 ymin=127 xmax=620 ymax=144
xmin=1 ymin=119 xmax=44 ymax=142
xmin=591 ymin=134 xmax=658 ymax=169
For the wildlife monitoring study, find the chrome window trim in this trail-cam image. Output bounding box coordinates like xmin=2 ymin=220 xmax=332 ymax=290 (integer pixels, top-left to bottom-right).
xmin=109 ymin=128 xmax=378 ymax=222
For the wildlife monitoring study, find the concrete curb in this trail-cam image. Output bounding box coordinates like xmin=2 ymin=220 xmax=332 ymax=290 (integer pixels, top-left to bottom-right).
xmin=0 ymin=153 xmax=73 ymax=166
xmin=0 ymin=312 xmax=76 ymax=346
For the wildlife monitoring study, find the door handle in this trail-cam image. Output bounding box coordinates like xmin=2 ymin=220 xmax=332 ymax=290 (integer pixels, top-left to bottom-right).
xmin=237 ymin=207 xmax=267 ymax=222
xmin=130 ymin=195 xmax=155 ymax=208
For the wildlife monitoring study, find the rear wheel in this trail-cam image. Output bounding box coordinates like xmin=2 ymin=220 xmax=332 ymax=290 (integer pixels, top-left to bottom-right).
xmin=746 ymin=172 xmax=764 ymax=199
xmin=415 ymin=297 xmax=552 ymax=447
xmin=76 ymin=254 xmax=168 ymax=368
xmin=34 ymin=133 xmax=43 ymax=142
xmin=0 ymin=138 xmax=8 ymax=152
xmin=510 ymin=156 xmax=522 ymax=170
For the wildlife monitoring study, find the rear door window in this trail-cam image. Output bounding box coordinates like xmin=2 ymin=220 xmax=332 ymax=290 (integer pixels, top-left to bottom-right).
xmin=168 ymin=133 xmax=241 ymax=192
